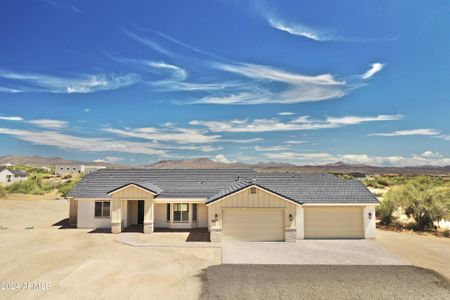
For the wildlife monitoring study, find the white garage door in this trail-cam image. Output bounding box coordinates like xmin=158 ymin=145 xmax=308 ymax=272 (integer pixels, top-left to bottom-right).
xmin=304 ymin=207 xmax=364 ymax=239
xmin=222 ymin=209 xmax=285 ymax=242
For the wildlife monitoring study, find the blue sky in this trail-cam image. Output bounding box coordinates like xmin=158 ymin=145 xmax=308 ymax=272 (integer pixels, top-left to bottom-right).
xmin=0 ymin=0 xmax=449 ymax=166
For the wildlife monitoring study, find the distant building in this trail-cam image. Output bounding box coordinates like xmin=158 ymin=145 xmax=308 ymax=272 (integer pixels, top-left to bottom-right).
xmin=0 ymin=167 xmax=28 ymax=185
xmin=55 ymin=165 xmax=105 ymax=176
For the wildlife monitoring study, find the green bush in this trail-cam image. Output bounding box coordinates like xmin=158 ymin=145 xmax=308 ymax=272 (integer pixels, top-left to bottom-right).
xmin=376 ymin=188 xmax=400 ymax=225
xmin=6 ymin=180 xmax=40 ymax=194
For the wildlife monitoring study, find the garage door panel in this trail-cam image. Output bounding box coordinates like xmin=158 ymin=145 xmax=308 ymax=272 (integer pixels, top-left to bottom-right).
xmin=223 ymin=209 xmax=285 ymax=242
xmin=304 ymin=207 xmax=363 ymax=239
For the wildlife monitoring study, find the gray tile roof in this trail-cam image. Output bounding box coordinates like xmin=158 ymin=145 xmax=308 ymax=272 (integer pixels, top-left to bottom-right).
xmin=68 ymin=169 xmax=379 ymax=204
xmin=0 ymin=167 xmax=27 ymax=176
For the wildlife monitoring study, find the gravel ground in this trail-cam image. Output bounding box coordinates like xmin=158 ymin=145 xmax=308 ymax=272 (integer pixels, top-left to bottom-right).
xmin=222 ymin=240 xmax=408 ymax=265
xmin=200 ymin=265 xmax=450 ymax=300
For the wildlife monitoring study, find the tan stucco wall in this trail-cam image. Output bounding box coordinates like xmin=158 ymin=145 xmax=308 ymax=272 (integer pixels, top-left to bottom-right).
xmin=207 ymin=186 xmax=297 ymax=230
xmin=77 ymin=200 xmax=111 ymax=229
xmin=69 ymin=198 xmax=78 ymax=225
xmin=154 ymin=202 xmax=209 ymax=229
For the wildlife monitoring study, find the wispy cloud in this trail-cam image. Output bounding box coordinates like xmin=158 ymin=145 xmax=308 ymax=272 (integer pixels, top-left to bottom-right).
xmin=122 ymin=29 xmax=173 ymax=57
xmin=369 ymin=129 xmax=440 ymax=137
xmin=254 ymin=145 xmax=290 ymax=152
xmin=285 ymin=140 xmax=307 ymax=144
xmin=0 ymin=115 xmax=23 ymax=121
xmin=278 ymin=112 xmax=295 ymax=116
xmin=0 ymin=86 xmax=23 ymax=93
xmin=267 ymin=17 xmax=334 ymax=41
xmin=0 ymin=70 xmax=139 ymax=94
xmin=0 ymin=128 xmax=166 ymax=156
xmin=190 ymin=114 xmax=402 ymax=133
xmin=27 ymin=119 xmax=68 ymax=130
xmin=263 ymin=151 xmax=450 ymax=166
xmin=104 ymin=126 xmax=221 ymax=144
xmin=362 ymin=63 xmax=384 ymax=79
xmin=94 ymin=156 xmax=123 ymax=163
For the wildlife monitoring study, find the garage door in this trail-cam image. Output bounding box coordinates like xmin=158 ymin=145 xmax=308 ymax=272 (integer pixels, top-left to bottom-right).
xmin=304 ymin=207 xmax=363 ymax=239
xmin=222 ymin=209 xmax=285 ymax=242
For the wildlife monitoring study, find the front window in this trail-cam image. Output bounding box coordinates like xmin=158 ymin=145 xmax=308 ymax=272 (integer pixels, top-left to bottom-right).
xmin=173 ymin=203 xmax=189 ymax=222
xmin=95 ymin=201 xmax=110 ymax=218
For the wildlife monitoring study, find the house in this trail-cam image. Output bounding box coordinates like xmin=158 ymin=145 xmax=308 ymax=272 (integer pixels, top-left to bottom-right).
xmin=0 ymin=167 xmax=28 ymax=185
xmin=67 ymin=169 xmax=379 ymax=242
xmin=55 ymin=164 xmax=105 ymax=176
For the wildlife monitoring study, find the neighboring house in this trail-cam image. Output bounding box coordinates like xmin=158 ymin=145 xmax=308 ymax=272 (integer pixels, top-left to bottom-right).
xmin=55 ymin=165 xmax=105 ymax=176
xmin=0 ymin=167 xmax=28 ymax=185
xmin=68 ymin=169 xmax=379 ymax=242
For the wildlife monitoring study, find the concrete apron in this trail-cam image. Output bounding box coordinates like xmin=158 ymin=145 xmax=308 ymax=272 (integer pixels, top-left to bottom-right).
xmin=222 ymin=240 xmax=411 ymax=265
xmin=116 ymin=233 xmax=221 ymax=248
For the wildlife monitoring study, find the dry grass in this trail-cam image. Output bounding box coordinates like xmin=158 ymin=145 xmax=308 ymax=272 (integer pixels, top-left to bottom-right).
xmin=0 ymin=190 xmax=60 ymax=201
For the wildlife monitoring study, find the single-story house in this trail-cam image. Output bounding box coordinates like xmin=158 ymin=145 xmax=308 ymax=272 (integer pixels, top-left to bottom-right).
xmin=67 ymin=169 xmax=379 ymax=242
xmin=55 ymin=164 xmax=106 ymax=176
xmin=0 ymin=167 xmax=28 ymax=185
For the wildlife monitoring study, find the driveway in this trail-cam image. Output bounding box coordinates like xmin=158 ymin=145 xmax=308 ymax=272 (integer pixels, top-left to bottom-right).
xmin=222 ymin=240 xmax=408 ymax=265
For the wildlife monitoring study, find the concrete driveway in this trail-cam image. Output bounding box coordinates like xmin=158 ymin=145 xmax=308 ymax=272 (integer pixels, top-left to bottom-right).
xmin=222 ymin=240 xmax=409 ymax=265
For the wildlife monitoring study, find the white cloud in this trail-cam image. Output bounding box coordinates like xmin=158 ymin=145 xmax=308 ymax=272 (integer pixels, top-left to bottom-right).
xmin=94 ymin=156 xmax=123 ymax=163
xmin=267 ymin=18 xmax=333 ymax=41
xmin=254 ymin=145 xmax=290 ymax=152
xmin=437 ymin=135 xmax=450 ymax=141
xmin=215 ymin=63 xmax=344 ymax=85
xmin=27 ymin=119 xmax=68 ymax=130
xmin=0 ymin=115 xmax=23 ymax=121
xmin=0 ymin=87 xmax=23 ymax=93
xmin=369 ymin=129 xmax=440 ymax=137
xmin=0 ymin=128 xmax=166 ymax=156
xmin=147 ymin=61 xmax=188 ymax=80
xmin=285 ymin=140 xmax=307 ymax=144
xmin=212 ymin=154 xmax=233 ymax=164
xmin=190 ymin=114 xmax=402 ymax=133
xmin=84 ymin=108 xmax=91 ymax=112
xmin=278 ymin=112 xmax=295 ymax=116
xmin=262 ymin=151 xmax=450 ymax=166
xmin=122 ymin=29 xmax=173 ymax=57
xmin=0 ymin=70 xmax=139 ymax=94
xmin=362 ymin=63 xmax=384 ymax=79
xmin=104 ymin=127 xmax=221 ymax=144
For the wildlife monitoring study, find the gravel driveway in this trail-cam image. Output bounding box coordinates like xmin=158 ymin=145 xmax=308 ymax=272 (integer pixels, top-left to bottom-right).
xmin=222 ymin=240 xmax=408 ymax=265
xmin=200 ymin=265 xmax=450 ymax=300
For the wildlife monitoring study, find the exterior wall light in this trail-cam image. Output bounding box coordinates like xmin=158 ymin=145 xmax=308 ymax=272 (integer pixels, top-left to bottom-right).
xmin=368 ymin=212 xmax=372 ymax=220
xmin=289 ymin=214 xmax=293 ymax=222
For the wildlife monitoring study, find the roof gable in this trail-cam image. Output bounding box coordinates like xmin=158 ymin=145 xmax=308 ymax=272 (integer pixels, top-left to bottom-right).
xmin=107 ymin=182 xmax=162 ymax=196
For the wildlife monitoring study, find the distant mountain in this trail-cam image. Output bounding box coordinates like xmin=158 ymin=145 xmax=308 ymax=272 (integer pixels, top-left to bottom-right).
xmin=145 ymin=157 xmax=450 ymax=175
xmin=0 ymin=155 xmax=127 ymax=168
xmin=1 ymin=155 xmax=448 ymax=175
xmin=144 ymin=158 xmax=251 ymax=169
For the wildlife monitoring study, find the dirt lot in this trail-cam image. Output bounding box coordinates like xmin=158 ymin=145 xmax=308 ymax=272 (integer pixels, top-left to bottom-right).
xmin=376 ymin=228 xmax=450 ymax=280
xmin=0 ymin=200 xmax=221 ymax=299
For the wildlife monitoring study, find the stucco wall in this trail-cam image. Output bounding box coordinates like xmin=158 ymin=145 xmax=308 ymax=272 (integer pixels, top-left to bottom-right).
xmin=77 ymin=200 xmax=111 ymax=229
xmin=207 ymin=186 xmax=297 ymax=230
xmin=0 ymin=169 xmax=27 ymax=185
xmin=154 ymin=203 xmax=168 ymax=228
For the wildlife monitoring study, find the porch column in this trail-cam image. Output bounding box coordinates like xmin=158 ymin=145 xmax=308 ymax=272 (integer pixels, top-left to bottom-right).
xmin=143 ymin=197 xmax=154 ymax=233
xmin=111 ymin=197 xmax=122 ymax=234
xmin=296 ymin=206 xmax=304 ymax=240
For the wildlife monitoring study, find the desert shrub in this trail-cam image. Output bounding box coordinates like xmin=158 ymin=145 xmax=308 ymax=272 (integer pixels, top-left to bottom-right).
xmin=376 ymin=188 xmax=400 ymax=225
xmin=375 ymin=176 xmax=390 ymax=187
xmin=389 ymin=177 xmax=450 ymax=230
xmin=362 ymin=178 xmax=384 ymax=189
xmin=0 ymin=185 xmax=6 ymax=197
xmin=6 ymin=180 xmax=40 ymax=194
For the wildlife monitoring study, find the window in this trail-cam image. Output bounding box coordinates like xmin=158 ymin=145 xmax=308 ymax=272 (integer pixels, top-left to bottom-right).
xmin=192 ymin=204 xmax=197 ymax=221
xmin=95 ymin=201 xmax=110 ymax=218
xmin=166 ymin=203 xmax=171 ymax=221
xmin=173 ymin=203 xmax=189 ymax=222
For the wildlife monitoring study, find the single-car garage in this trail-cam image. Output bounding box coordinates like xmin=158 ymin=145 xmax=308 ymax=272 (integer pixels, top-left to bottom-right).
xmin=304 ymin=206 xmax=364 ymax=239
xmin=222 ymin=209 xmax=285 ymax=242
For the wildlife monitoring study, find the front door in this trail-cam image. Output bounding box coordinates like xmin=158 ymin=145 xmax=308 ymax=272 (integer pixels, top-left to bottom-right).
xmin=137 ymin=200 xmax=144 ymax=224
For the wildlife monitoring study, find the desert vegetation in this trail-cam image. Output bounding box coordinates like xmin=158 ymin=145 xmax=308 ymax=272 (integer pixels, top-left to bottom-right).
xmin=0 ymin=164 xmax=83 ymax=199
xmin=374 ymin=176 xmax=450 ymax=234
